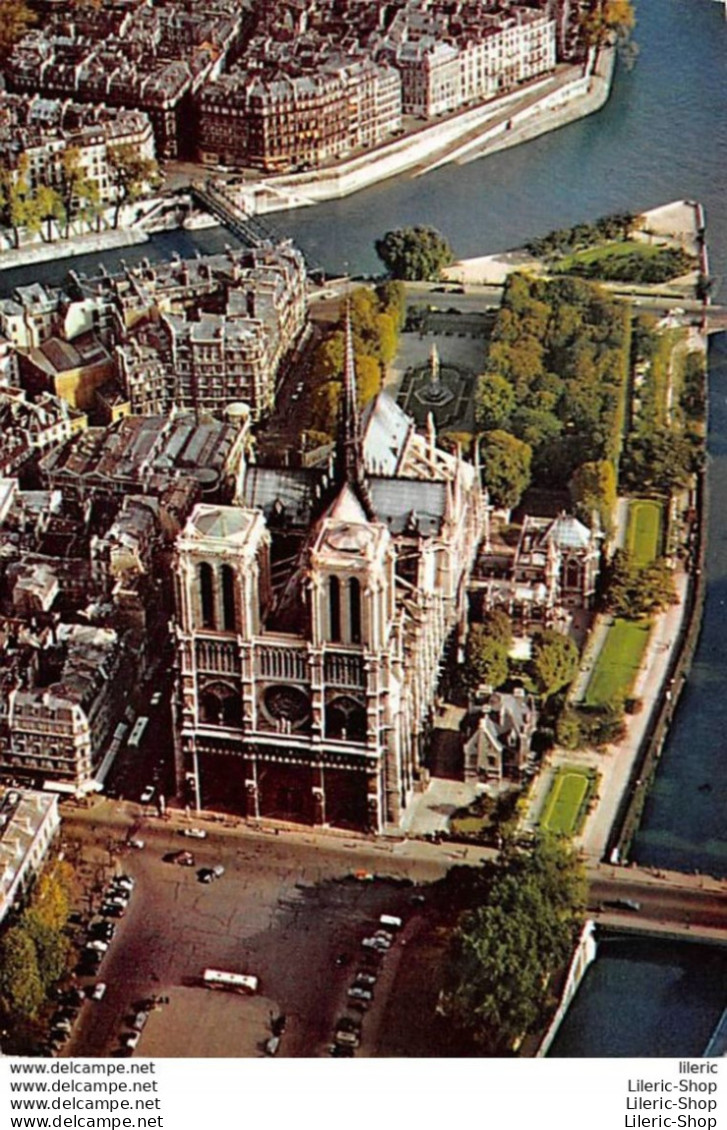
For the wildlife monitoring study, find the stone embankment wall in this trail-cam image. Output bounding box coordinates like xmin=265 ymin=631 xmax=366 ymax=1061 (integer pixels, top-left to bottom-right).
xmin=534 ymin=920 xmax=598 ymax=1057
xmin=233 ymin=50 xmax=615 ymax=216
xmin=606 ymin=447 xmax=708 ymax=863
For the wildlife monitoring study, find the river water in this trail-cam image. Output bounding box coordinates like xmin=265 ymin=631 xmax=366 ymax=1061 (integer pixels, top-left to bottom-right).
xmin=549 ymin=934 xmax=727 ymax=1057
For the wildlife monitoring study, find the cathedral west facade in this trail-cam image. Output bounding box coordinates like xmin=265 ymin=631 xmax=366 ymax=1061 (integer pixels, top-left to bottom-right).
xmin=171 ymin=324 xmax=485 ymax=832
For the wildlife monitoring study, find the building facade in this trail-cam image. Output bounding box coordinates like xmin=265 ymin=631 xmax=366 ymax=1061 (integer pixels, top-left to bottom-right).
xmin=0 ymin=93 xmax=155 ymax=211
xmin=0 ymin=788 xmax=60 ymax=926
xmin=172 ymin=322 xmax=484 ymax=832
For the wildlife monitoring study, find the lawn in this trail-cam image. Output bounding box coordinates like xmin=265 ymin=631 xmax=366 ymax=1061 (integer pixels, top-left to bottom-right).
xmin=539 ymin=765 xmax=598 ymax=837
xmin=556 ymin=241 xmax=665 ymax=270
xmin=626 ymin=499 xmax=664 ymax=568
xmin=584 ymin=618 xmax=651 ymax=707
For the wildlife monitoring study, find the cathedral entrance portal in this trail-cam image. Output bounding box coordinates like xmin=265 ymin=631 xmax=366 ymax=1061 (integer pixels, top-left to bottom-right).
xmin=257 ymin=762 xmax=315 ymax=825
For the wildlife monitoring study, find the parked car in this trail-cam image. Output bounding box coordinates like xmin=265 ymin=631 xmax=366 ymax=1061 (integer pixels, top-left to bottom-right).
xmin=335 ymin=1015 xmax=361 ymax=1034
xmin=114 ymin=875 xmax=135 ymax=891
xmin=123 ymin=1032 xmax=140 ymax=1051
xmin=86 ymin=939 xmax=109 ymax=953
xmin=101 ymin=904 xmax=125 ymax=918
xmin=347 ymin=986 xmax=373 ymax=1002
xmin=90 ymin=924 xmax=115 ymax=942
xmin=60 ymin=988 xmax=84 ymax=1007
xmin=132 ymin=1011 xmax=149 ymax=1032
xmin=603 ymin=898 xmax=641 ymax=912
xmin=353 ymin=972 xmax=377 ymax=987
xmin=200 ymin=863 xmax=224 ymax=882
xmin=140 ymin=786 xmax=155 ymax=804
xmin=182 ymin=827 xmax=207 ymax=840
xmin=362 ymin=936 xmax=390 ymax=951
xmin=105 ymin=895 xmax=129 ymax=909
xmin=172 ymin=850 xmax=195 ymax=866
xmin=334 ymin=1029 xmax=360 ymax=1048
xmin=90 ymin=983 xmax=107 ymax=1001
xmin=264 ymin=1035 xmax=280 ymax=1056
xmin=128 ymin=839 xmax=145 ymax=850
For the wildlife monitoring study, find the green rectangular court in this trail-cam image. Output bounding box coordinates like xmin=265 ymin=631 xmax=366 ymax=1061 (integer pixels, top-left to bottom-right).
xmin=626 ymin=499 xmax=664 ymax=568
xmin=584 ymin=618 xmax=651 ymax=707
xmin=539 ymin=766 xmax=597 ymax=837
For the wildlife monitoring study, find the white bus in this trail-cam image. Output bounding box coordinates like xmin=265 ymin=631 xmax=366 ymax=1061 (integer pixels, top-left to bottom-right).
xmin=202 ymin=969 xmax=259 ymax=994
xmin=128 ymin=717 xmax=149 ymax=750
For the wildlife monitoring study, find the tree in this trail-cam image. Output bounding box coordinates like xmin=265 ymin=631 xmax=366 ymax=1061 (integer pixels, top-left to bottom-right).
xmin=579 ymin=0 xmax=635 ymax=46
xmin=475 ymin=373 xmax=515 ymax=431
xmin=59 ymin=147 xmax=99 ymax=237
xmin=108 ymin=144 xmax=159 ymax=229
xmin=375 ymin=226 xmax=453 ymax=281
xmin=603 ymin=548 xmax=636 ymax=616
xmin=621 ymin=428 xmax=699 ymax=495
xmin=33 ymin=184 xmax=65 ymax=243
xmin=479 ymin=430 xmax=532 ymax=509
xmin=375 ymin=279 xmax=407 ymax=331
xmin=530 ymin=629 xmax=579 ymax=699
xmin=314 ymin=332 xmax=345 ymax=381
xmin=354 ymin=353 xmax=381 ymax=407
xmin=0 ymin=0 xmax=35 ymax=60
xmin=21 ymin=910 xmax=69 ymax=991
xmin=441 ymin=837 xmax=586 ymax=1053
xmin=480 ymin=609 xmax=514 ymax=648
xmin=0 ymin=156 xmax=33 ymax=247
xmin=0 ymin=927 xmax=44 ymax=1020
xmin=569 ymin=459 xmax=616 ymax=535
xmin=31 ymin=863 xmax=73 ymax=931
xmin=464 ymin=625 xmax=509 ymax=690
xmin=622 ymin=558 xmax=677 ymax=618
xmin=372 ymin=312 xmax=398 ymax=365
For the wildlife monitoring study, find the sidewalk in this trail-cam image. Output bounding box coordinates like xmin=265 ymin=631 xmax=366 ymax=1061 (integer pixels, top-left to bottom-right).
xmin=526 ymin=567 xmax=690 ymax=862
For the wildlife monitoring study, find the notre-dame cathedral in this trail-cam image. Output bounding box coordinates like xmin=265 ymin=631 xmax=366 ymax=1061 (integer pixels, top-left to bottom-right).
xmin=171 ymin=320 xmax=485 ymax=832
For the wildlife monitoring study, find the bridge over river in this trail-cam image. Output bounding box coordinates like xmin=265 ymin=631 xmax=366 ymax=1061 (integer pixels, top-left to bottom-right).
xmin=587 ymin=862 xmax=727 ymax=945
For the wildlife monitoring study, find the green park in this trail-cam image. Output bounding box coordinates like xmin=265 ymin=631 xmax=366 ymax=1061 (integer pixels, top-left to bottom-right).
xmin=584 ymin=617 xmax=651 ymax=707
xmin=626 ymin=498 xmax=664 ymax=567
xmin=539 ymin=765 xmax=599 ymax=837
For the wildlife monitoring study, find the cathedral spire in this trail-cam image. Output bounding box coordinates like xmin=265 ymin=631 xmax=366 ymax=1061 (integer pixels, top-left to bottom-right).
xmin=337 ymin=303 xmax=374 ymax=518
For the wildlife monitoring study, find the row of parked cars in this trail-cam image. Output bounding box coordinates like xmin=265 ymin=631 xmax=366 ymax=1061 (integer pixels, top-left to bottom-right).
xmin=47 ymin=876 xmax=136 ymax=1053
xmin=329 ymin=914 xmax=403 ymax=1057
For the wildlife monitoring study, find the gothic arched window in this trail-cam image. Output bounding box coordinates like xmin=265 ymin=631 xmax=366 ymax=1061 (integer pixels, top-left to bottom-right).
xmin=221 ymin=564 xmax=236 ymax=631
xmin=199 ymin=562 xmax=215 ymax=629
xmin=329 ymin=576 xmax=341 ymax=642
xmin=349 ymin=577 xmax=362 ymax=644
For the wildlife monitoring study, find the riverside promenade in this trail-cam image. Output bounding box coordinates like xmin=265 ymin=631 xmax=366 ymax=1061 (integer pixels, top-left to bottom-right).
xmin=204 ymin=49 xmax=614 ymax=217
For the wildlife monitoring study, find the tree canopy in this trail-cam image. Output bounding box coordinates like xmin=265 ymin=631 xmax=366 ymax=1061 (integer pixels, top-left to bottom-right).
xmin=464 ymin=624 xmax=509 ymax=691
xmin=569 ymin=459 xmax=616 ymax=535
xmin=604 ymin=550 xmax=678 ymax=619
xmin=0 ymin=0 xmax=35 ymax=59
xmin=108 ymin=144 xmax=160 ymax=228
xmin=479 ymin=429 xmax=532 ymax=509
xmin=475 ymin=273 xmax=631 ymax=494
xmin=375 ymin=226 xmax=453 ymax=281
xmin=441 ymin=836 xmax=587 ymax=1053
xmin=309 ymin=286 xmax=402 ymax=435
xmin=530 ymin=629 xmax=579 ymax=699
xmin=475 ymin=373 xmax=515 ymax=432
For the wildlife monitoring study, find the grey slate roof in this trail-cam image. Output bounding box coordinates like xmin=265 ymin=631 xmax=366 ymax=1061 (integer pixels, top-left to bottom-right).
xmin=243 ymin=466 xmax=321 ymax=528
xmin=368 ymin=476 xmax=446 ymax=536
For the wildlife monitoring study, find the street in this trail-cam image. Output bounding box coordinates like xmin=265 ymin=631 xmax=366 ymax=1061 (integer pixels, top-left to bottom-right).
xmin=60 ymin=810 xmax=447 ymax=1058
